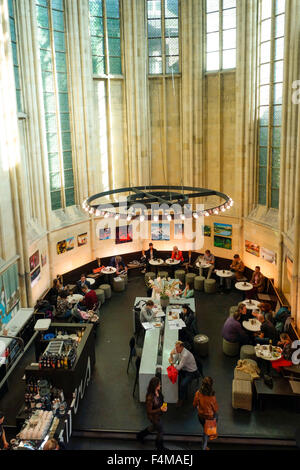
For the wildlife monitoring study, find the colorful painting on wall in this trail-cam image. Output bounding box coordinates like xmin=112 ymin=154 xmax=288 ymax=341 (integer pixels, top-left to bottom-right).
xmin=78 ymin=232 xmax=88 ymax=246
xmin=174 ymin=224 xmax=184 ymax=237
xmin=214 ymin=235 xmax=232 ymax=250
xmin=260 ymin=246 xmax=277 ymax=265
xmin=31 ymin=266 xmax=41 ymax=287
xmin=66 ymin=237 xmax=75 ymax=251
xmin=0 ymin=263 xmax=20 ymax=329
xmin=115 ymin=225 xmax=133 ymax=244
xmin=204 ymin=225 xmax=211 ymax=237
xmin=99 ymin=227 xmax=111 ymax=240
xmin=151 ymin=223 xmax=170 ymax=241
xmin=41 ymin=254 xmax=47 ymax=267
xmin=245 ymin=240 xmax=260 ymax=257
xmin=57 ymin=240 xmax=67 ymax=255
xmin=214 ymin=223 xmax=232 ymax=237
xmin=29 ymin=250 xmax=39 ymax=272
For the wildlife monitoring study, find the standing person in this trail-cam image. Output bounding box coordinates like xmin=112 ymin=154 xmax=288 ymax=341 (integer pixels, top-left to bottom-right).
xmin=136 ymin=377 xmax=167 ymax=450
xmin=193 ymin=377 xmax=219 ymax=451
xmin=199 ymin=250 xmax=215 ymax=279
xmin=168 ymin=340 xmax=199 ymax=407
xmin=0 ymin=412 xmax=9 ymax=450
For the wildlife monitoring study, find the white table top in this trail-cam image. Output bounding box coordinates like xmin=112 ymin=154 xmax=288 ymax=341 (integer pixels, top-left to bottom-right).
xmin=149 ymin=259 xmax=164 ymax=265
xmin=235 ymin=282 xmax=253 ymax=291
xmin=67 ymin=294 xmax=83 ymax=303
xmin=139 ymin=327 xmax=160 ymax=402
xmin=215 ymin=269 xmax=233 ymax=278
xmin=196 ymin=261 xmax=211 ymax=269
xmin=254 ymin=345 xmax=282 ymax=361
xmin=0 ymin=308 xmax=34 ymax=337
xmin=102 ymin=267 xmax=116 ymax=274
xmin=242 ymin=319 xmax=261 ymax=332
xmin=165 ymin=258 xmax=181 ymax=265
xmin=162 ymin=306 xmax=179 ymax=403
xmin=86 ymin=277 xmax=95 ymax=285
xmin=242 ymin=299 xmax=260 ymax=310
xmin=134 ymin=296 xmax=195 ymax=313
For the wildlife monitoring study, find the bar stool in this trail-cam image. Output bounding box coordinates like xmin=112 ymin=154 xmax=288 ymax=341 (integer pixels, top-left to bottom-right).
xmin=175 ymin=269 xmax=185 ymax=284
xmin=99 ymin=284 xmax=111 ymax=300
xmin=145 ymin=272 xmax=156 ymax=285
xmin=194 ymin=276 xmax=205 ymax=291
xmin=113 ymin=277 xmax=125 ymax=292
xmin=204 ymin=278 xmax=216 ymax=294
xmin=158 ymin=271 xmax=168 ymax=279
xmin=193 ymin=334 xmax=209 ymax=357
xmin=185 ymin=272 xmax=196 ymax=288
xmin=223 ymin=338 xmax=240 ymax=356
xmin=229 ymin=305 xmax=238 ymax=317
xmin=95 ymin=288 xmax=105 ymax=305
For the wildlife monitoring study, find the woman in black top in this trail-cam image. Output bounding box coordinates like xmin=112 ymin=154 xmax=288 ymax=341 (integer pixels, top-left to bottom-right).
xmin=136 ymin=377 xmax=167 ymax=450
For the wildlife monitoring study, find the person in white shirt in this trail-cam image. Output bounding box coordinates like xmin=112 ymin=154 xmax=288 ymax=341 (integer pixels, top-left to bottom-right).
xmin=169 ymin=340 xmax=199 ymax=407
xmin=199 ymin=250 xmax=215 ymax=279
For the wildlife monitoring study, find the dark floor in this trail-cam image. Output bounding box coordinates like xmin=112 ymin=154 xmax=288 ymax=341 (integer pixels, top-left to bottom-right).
xmin=1 ymin=272 xmax=299 ymax=448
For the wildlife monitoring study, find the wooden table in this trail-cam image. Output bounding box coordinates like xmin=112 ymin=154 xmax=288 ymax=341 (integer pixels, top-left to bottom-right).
xmin=254 ymin=377 xmax=300 ymax=411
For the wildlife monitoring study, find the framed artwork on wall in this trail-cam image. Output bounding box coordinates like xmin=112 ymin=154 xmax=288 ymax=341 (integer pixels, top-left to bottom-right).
xmin=115 ymin=225 xmax=133 ymax=244
xmin=214 ymin=223 xmax=232 ymax=237
xmin=151 ymin=223 xmax=170 ymax=241
xmin=245 ymin=240 xmax=260 ymax=257
xmin=99 ymin=227 xmax=111 ymax=240
xmin=57 ymin=240 xmax=67 ymax=255
xmin=214 ymin=235 xmax=232 ymax=250
xmin=261 ymin=246 xmax=277 ymax=265
xmin=78 ymin=233 xmax=88 ymax=246
xmin=66 ymin=237 xmax=75 ymax=251
xmin=29 ymin=250 xmax=39 ymax=272
xmin=203 ymin=225 xmax=211 ymax=237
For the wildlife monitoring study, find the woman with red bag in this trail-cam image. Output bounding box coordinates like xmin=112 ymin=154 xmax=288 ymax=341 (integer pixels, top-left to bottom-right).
xmin=193 ymin=377 xmax=219 ymax=450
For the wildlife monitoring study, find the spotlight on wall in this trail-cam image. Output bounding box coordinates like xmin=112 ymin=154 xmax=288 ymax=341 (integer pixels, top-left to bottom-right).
xmin=114 ymin=213 xmax=120 ymax=220
xmin=192 ymin=212 xmax=199 ymax=219
xmin=167 ymin=214 xmax=172 ymax=221
xmin=153 ymin=214 xmax=159 ymax=222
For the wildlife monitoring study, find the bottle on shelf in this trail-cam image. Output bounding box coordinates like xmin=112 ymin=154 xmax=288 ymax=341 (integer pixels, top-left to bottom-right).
xmin=269 ymin=339 xmax=273 ymax=353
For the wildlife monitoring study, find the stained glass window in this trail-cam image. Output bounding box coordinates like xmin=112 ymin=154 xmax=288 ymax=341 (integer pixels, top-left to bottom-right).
xmin=36 ymin=0 xmax=75 ymax=210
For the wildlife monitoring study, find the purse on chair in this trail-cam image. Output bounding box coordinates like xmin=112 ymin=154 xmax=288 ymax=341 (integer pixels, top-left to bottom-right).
xmin=204 ymin=418 xmax=218 ymax=440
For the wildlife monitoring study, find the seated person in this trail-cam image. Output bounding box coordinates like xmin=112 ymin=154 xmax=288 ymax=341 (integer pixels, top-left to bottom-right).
xmin=254 ymin=313 xmax=278 ymax=345
xmin=48 ymin=278 xmax=63 ymax=306
xmin=76 ymin=274 xmax=91 ymax=295
xmin=80 ymin=284 xmax=98 ymax=311
xmin=110 ymin=255 xmax=128 ymax=275
xmin=238 ymin=303 xmax=254 ymax=324
xmin=140 ymin=300 xmax=156 ymax=323
xmin=199 ymin=250 xmax=215 ymax=279
xmin=250 ymin=266 xmax=265 ymax=292
xmin=179 ymin=305 xmax=197 ymax=347
xmin=168 ymin=340 xmax=199 ymax=407
xmin=179 ymin=282 xmax=194 ymax=298
xmin=145 ymin=243 xmax=158 ymax=263
xmin=0 ymin=412 xmax=9 ymax=450
xmin=271 ymin=333 xmax=293 ymax=372
xmin=253 ymin=302 xmax=274 ymax=320
xmin=182 ymin=250 xmax=193 ymax=272
xmin=55 ymin=291 xmax=72 ymax=319
xmin=230 ymin=254 xmax=245 ymax=280
xmin=171 ymin=246 xmax=184 ymax=262
xmin=222 ymin=311 xmax=250 ymax=345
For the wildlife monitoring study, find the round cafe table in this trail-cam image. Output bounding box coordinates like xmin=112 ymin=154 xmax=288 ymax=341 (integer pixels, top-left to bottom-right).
xmin=235 ymin=281 xmax=253 ymax=291
xmin=215 ymin=269 xmax=233 ymax=293
xmin=242 ymin=299 xmax=260 ymax=310
xmin=165 ymin=258 xmax=181 ymax=265
xmin=242 ymin=319 xmax=261 ymax=332
xmin=196 ymin=261 xmax=211 ymax=269
xmin=254 ymin=345 xmax=282 ymax=361
xmin=86 ymin=277 xmax=95 ymax=286
xmin=67 ymin=293 xmax=83 ymax=304
xmin=149 ymin=258 xmax=164 ymax=276
xmin=102 ymin=266 xmax=116 ymax=286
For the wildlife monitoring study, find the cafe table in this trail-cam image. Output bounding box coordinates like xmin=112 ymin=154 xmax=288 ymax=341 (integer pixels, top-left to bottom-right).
xmin=235 ymin=282 xmax=253 ymax=291
xmin=242 ymin=319 xmax=261 ymax=332
xmin=101 ymin=266 xmax=116 ymax=286
xmin=215 ymin=269 xmax=233 ymax=293
xmin=242 ymin=299 xmax=260 ymax=310
xmin=165 ymin=258 xmax=181 ymax=265
xmin=196 ymin=261 xmax=211 ymax=269
xmin=67 ymin=293 xmax=83 ymax=304
xmin=149 ymin=258 xmax=165 ymax=276
xmin=139 ymin=327 xmax=160 ymax=402
xmin=86 ymin=277 xmax=95 ymax=286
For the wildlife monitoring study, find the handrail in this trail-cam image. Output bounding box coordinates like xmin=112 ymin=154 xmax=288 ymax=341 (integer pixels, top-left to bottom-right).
xmin=0 ymin=334 xmax=24 ymax=350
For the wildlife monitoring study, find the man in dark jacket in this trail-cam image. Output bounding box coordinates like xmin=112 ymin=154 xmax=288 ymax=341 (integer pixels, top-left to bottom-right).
xmin=222 ymin=311 xmax=250 ymax=345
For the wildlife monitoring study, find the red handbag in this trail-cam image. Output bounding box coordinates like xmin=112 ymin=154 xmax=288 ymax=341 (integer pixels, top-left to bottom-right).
xmin=204 ymin=418 xmax=218 ymax=440
xmin=167 ymin=365 xmax=178 ymax=384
